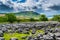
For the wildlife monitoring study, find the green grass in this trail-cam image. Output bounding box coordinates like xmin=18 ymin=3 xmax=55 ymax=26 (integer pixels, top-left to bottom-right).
xmin=4 ymin=30 xmax=44 ymax=40
xmin=4 ymin=33 xmax=29 ymax=40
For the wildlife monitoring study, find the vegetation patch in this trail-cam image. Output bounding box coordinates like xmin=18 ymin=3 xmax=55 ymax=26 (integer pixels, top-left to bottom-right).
xmin=4 ymin=30 xmax=44 ymax=40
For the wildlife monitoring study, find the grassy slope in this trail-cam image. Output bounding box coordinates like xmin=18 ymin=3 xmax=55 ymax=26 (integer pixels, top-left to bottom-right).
xmin=4 ymin=30 xmax=44 ymax=40
xmin=0 ymin=11 xmax=40 ymax=19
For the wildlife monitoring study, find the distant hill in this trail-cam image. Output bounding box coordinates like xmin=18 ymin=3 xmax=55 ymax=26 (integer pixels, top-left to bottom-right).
xmin=15 ymin=11 xmax=39 ymax=15
xmin=0 ymin=11 xmax=40 ymax=18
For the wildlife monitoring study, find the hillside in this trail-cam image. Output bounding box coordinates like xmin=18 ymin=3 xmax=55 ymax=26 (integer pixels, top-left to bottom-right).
xmin=15 ymin=11 xmax=40 ymax=16
xmin=0 ymin=11 xmax=40 ymax=18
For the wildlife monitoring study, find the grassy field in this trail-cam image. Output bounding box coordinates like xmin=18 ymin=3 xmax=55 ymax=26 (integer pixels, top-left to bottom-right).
xmin=4 ymin=30 xmax=44 ymax=40
xmin=4 ymin=33 xmax=29 ymax=40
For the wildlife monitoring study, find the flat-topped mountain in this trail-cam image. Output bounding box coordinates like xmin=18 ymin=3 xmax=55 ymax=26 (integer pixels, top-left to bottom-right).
xmin=0 ymin=11 xmax=40 ymax=17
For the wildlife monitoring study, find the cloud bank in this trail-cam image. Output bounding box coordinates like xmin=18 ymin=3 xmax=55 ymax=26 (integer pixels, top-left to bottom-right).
xmin=0 ymin=0 xmax=60 ymax=13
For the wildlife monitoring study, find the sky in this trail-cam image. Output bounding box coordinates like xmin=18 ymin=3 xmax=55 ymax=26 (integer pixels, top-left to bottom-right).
xmin=0 ymin=0 xmax=60 ymax=17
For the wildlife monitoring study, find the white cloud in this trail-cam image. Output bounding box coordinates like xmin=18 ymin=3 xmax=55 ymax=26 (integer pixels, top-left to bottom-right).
xmin=0 ymin=0 xmax=60 ymax=12
xmin=42 ymin=0 xmax=60 ymax=11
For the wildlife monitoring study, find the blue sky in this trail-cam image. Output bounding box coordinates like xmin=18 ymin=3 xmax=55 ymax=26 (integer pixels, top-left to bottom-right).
xmin=0 ymin=0 xmax=60 ymax=17
xmin=12 ymin=0 xmax=26 ymax=3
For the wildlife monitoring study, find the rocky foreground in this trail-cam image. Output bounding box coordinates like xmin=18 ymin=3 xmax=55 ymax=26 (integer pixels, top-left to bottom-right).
xmin=0 ymin=21 xmax=60 ymax=40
